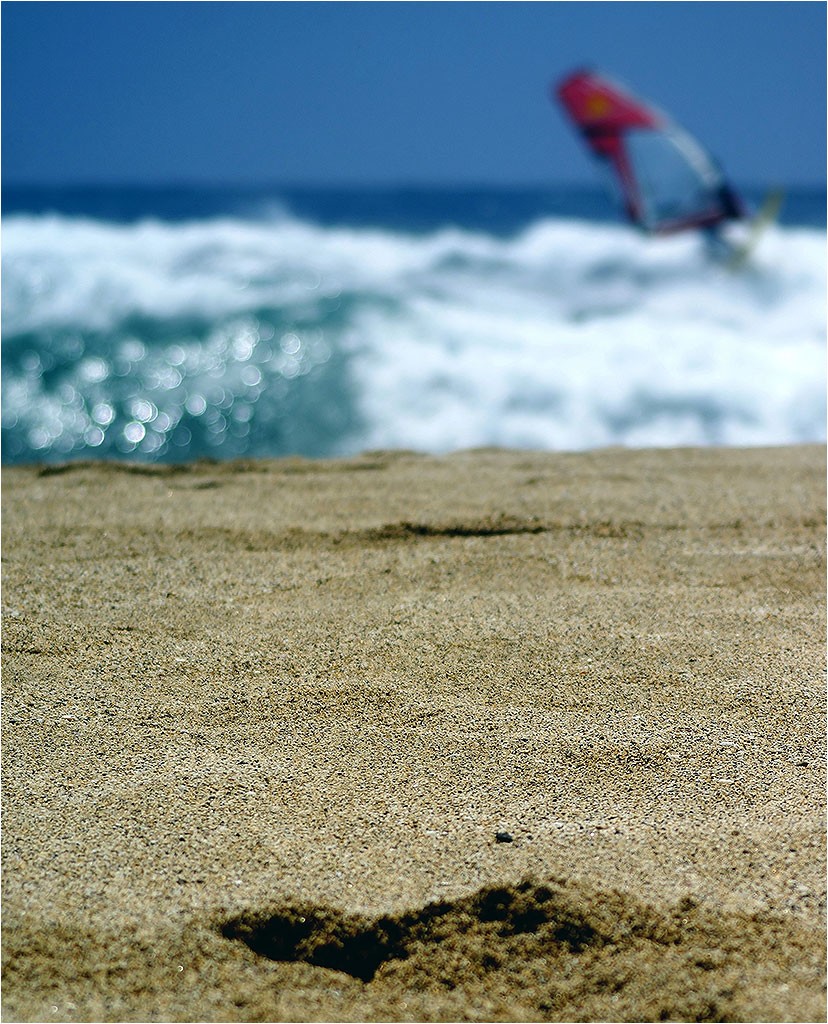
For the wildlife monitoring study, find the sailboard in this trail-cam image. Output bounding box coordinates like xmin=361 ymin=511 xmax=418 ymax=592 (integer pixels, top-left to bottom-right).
xmin=554 ymin=69 xmax=747 ymax=237
xmin=726 ymin=187 xmax=784 ymax=269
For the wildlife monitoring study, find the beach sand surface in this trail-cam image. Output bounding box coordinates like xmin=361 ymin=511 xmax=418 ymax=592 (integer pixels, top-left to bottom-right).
xmin=2 ymin=445 xmax=825 ymax=1022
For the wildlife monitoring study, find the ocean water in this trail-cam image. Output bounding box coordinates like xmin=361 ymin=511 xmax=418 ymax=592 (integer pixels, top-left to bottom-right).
xmin=2 ymin=185 xmax=825 ymax=464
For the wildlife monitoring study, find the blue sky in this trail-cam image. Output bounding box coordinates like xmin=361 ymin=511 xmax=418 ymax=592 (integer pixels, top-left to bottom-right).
xmin=3 ymin=1 xmax=825 ymax=187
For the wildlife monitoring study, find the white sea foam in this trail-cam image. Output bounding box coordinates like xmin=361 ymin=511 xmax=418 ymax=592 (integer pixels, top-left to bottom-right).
xmin=2 ymin=212 xmax=825 ymax=460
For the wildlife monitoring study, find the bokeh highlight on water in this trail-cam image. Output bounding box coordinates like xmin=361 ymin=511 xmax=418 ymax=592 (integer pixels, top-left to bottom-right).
xmin=2 ymin=186 xmax=825 ymax=464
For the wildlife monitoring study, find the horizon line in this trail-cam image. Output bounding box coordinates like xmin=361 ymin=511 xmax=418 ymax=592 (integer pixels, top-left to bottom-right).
xmin=4 ymin=178 xmax=826 ymax=193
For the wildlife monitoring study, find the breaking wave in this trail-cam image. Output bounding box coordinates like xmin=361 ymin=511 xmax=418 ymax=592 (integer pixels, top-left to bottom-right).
xmin=2 ymin=211 xmax=824 ymax=463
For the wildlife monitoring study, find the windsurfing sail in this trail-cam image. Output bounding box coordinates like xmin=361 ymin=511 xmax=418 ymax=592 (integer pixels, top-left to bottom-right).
xmin=555 ymin=69 xmax=746 ymax=235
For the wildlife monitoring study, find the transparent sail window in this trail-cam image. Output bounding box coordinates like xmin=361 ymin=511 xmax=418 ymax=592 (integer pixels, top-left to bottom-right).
xmin=626 ymin=128 xmax=724 ymax=229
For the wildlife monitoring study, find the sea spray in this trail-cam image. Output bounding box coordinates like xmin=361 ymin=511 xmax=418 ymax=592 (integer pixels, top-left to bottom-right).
xmin=3 ymin=197 xmax=824 ymax=463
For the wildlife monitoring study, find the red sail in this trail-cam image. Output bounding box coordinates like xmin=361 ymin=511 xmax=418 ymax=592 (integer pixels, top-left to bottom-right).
xmin=555 ymin=69 xmax=744 ymax=234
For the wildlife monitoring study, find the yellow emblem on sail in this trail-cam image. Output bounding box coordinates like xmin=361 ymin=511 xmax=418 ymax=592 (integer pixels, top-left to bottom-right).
xmin=585 ymin=93 xmax=611 ymax=118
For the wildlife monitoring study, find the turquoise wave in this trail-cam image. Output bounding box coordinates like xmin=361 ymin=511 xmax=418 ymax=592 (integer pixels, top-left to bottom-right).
xmin=3 ymin=212 xmax=825 ymax=463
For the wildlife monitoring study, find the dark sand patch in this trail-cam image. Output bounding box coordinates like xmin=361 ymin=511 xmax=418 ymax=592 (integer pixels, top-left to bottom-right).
xmin=221 ymin=878 xmax=822 ymax=1021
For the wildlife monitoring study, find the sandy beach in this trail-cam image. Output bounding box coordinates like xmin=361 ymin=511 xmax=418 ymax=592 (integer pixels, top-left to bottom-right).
xmin=2 ymin=444 xmax=825 ymax=1023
